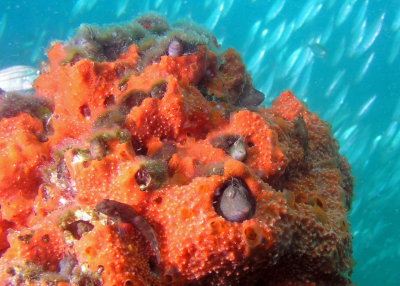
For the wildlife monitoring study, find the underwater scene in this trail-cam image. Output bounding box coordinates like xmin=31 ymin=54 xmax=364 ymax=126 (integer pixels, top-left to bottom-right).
xmin=0 ymin=0 xmax=398 ymax=285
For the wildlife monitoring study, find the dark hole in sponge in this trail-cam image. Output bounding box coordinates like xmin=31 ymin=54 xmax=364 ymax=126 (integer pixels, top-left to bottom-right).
xmin=149 ymin=256 xmax=159 ymax=274
xmin=41 ymin=234 xmax=50 ymax=243
xmin=119 ymin=90 xmax=149 ymax=115
xmin=103 ymin=94 xmax=116 ymax=107
xmin=65 ymin=220 xmax=94 ymax=240
xmin=131 ymin=137 xmax=148 ymax=155
xmin=79 ymin=104 xmax=91 ymax=118
xmin=150 ymin=81 xmax=167 ymax=100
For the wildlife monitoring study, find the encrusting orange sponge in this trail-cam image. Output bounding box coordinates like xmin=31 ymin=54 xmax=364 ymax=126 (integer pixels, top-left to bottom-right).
xmin=0 ymin=14 xmax=353 ymax=285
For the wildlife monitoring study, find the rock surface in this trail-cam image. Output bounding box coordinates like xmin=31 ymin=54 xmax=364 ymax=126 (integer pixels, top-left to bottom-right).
xmin=0 ymin=14 xmax=353 ymax=286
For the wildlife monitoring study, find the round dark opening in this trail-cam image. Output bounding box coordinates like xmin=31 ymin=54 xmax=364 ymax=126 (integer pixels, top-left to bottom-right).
xmin=79 ymin=104 xmax=91 ymax=118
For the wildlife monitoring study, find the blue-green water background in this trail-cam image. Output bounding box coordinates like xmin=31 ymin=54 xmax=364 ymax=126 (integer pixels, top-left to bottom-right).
xmin=1 ymin=0 xmax=399 ymax=284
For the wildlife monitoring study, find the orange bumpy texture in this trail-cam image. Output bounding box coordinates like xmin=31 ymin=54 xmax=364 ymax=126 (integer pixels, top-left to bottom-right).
xmin=0 ymin=17 xmax=353 ymax=286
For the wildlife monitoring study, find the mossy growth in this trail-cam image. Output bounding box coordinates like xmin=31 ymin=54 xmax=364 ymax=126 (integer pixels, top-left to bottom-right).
xmin=0 ymin=92 xmax=54 ymax=137
xmin=64 ymin=13 xmax=220 ymax=69
xmin=135 ymin=156 xmax=168 ymax=191
xmin=7 ymin=258 xmax=102 ymax=285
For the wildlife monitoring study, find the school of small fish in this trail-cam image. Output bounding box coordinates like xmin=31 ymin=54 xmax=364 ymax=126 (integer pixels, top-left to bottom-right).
xmin=0 ymin=0 xmax=398 ymax=285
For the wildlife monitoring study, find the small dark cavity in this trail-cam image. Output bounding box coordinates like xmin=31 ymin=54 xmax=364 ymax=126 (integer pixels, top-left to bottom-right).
xmin=168 ymin=38 xmax=184 ymax=57
xmin=119 ymin=90 xmax=149 ymax=115
xmin=247 ymin=141 xmax=255 ymax=147
xmin=148 ymin=256 xmax=160 ymax=275
xmin=41 ymin=234 xmax=50 ymax=243
xmin=165 ymin=275 xmax=173 ymax=283
xmin=18 ymin=233 xmax=34 ymax=244
xmin=79 ymin=104 xmax=91 ymax=118
xmin=154 ymin=197 xmax=163 ymax=204
xmin=90 ymin=138 xmax=109 ymax=160
xmin=65 ymin=220 xmax=94 ymax=240
xmin=135 ymin=167 xmax=152 ymax=191
xmin=125 ymin=280 xmax=134 ymax=286
xmin=6 ymin=267 xmax=16 ymax=276
xmin=97 ymin=265 xmax=104 ymax=274
xmin=150 ymin=81 xmax=168 ymax=100
xmin=131 ymin=137 xmax=148 ymax=155
xmin=213 ymin=177 xmax=256 ymax=223
xmin=163 ymin=267 xmax=180 ymax=283
xmin=103 ymin=94 xmax=116 ymax=107
xmin=95 ymin=199 xmax=161 ymax=264
xmin=36 ymin=132 xmax=49 ymax=143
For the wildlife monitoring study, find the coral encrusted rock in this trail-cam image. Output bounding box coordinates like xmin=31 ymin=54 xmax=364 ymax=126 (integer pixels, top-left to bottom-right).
xmin=0 ymin=14 xmax=353 ymax=286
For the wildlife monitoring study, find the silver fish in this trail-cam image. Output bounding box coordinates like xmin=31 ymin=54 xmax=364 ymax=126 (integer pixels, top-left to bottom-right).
xmin=71 ymin=0 xmax=87 ymax=17
xmin=206 ymin=2 xmax=224 ymax=30
xmin=348 ymin=19 xmax=366 ymax=57
xmin=294 ymin=0 xmax=318 ymax=30
xmin=267 ymin=20 xmax=286 ymax=50
xmin=0 ymin=65 xmax=39 ymax=92
xmin=265 ymin=0 xmax=286 ymax=23
xmin=357 ymin=13 xmax=385 ymax=55
xmin=221 ymin=0 xmax=234 ymax=17
xmin=388 ymin=29 xmax=400 ymax=64
xmin=355 ymin=52 xmax=375 ymax=83
xmin=336 ymin=0 xmax=357 ymax=27
xmin=358 ymin=94 xmax=376 ymax=117
xmin=331 ymin=38 xmax=346 ymax=66
xmin=352 ymin=0 xmax=368 ymax=33
xmin=280 ymin=47 xmax=303 ymax=78
xmin=154 ymin=0 xmax=164 ymax=9
xmin=326 ymin=69 xmax=346 ymax=97
xmin=247 ymin=48 xmax=266 ymax=73
xmin=116 ymin=0 xmax=129 ymax=18
xmin=392 ymin=7 xmax=400 ymax=31
xmin=276 ymin=20 xmax=294 ymax=49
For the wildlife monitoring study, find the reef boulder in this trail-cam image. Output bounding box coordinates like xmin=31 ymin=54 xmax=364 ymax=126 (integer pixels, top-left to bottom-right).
xmin=0 ymin=14 xmax=353 ymax=286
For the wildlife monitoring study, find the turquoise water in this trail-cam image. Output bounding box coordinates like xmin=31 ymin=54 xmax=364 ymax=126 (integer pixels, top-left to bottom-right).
xmin=0 ymin=0 xmax=399 ymax=284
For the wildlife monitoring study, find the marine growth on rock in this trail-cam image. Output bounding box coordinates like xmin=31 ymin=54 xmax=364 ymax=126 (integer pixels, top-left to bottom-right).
xmin=0 ymin=14 xmax=353 ymax=286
